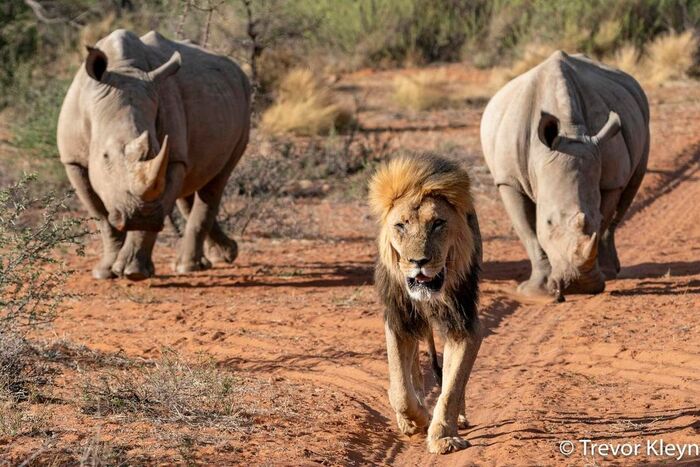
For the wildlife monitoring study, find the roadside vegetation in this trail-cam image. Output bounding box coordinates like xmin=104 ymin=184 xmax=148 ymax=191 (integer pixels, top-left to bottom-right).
xmin=1 ymin=1 xmax=700 ymax=461
xmin=1 ymin=0 xmax=698 ymax=187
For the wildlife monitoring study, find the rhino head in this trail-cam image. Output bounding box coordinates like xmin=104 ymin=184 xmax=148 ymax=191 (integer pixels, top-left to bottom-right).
xmin=534 ymin=110 xmax=621 ymax=299
xmin=84 ymin=46 xmax=181 ymax=232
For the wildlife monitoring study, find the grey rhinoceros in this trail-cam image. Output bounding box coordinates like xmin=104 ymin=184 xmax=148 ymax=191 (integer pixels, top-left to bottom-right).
xmin=58 ymin=29 xmax=251 ymax=280
xmin=480 ymin=51 xmax=649 ymax=300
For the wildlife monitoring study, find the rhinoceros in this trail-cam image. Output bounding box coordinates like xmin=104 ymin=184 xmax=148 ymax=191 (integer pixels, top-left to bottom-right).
xmin=58 ymin=29 xmax=251 ymax=280
xmin=480 ymin=51 xmax=649 ymax=300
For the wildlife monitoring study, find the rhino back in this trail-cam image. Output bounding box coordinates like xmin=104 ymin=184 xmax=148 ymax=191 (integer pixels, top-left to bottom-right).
xmin=481 ymin=51 xmax=649 ymax=195
xmin=140 ymin=31 xmax=251 ymax=192
xmin=58 ymin=29 xmax=251 ymax=196
xmin=565 ymin=54 xmax=649 ymax=189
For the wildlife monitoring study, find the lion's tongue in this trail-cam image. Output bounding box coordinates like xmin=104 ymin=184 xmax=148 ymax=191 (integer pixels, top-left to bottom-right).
xmin=415 ymin=273 xmax=432 ymax=283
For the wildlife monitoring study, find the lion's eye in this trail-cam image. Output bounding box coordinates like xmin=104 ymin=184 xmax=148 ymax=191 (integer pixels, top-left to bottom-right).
xmin=394 ymin=223 xmax=405 ymax=233
xmin=432 ymin=219 xmax=446 ymax=232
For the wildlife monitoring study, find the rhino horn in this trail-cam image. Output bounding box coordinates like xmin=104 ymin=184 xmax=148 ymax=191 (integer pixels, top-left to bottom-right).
xmin=575 ymin=232 xmax=598 ymax=269
xmin=148 ymin=51 xmax=182 ymax=85
xmin=591 ymin=111 xmax=621 ymax=146
xmin=132 ymin=135 xmax=170 ymax=201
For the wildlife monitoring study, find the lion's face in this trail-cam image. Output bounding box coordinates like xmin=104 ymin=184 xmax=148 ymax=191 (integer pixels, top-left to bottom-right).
xmin=385 ymin=196 xmax=462 ymax=302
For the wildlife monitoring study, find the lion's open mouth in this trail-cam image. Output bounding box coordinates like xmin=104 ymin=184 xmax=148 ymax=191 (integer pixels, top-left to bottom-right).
xmin=406 ymin=269 xmax=445 ymax=292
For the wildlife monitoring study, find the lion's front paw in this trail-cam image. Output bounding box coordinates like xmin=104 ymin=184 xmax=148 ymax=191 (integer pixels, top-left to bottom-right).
xmin=396 ymin=410 xmax=428 ymax=436
xmin=427 ymin=436 xmax=471 ymax=454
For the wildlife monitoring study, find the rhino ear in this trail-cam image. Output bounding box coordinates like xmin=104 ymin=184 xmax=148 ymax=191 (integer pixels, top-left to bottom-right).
xmin=591 ymin=111 xmax=621 ymax=146
xmin=85 ymin=46 xmax=108 ymax=82
xmin=148 ymin=51 xmax=182 ymax=85
xmin=537 ymin=111 xmax=561 ymax=150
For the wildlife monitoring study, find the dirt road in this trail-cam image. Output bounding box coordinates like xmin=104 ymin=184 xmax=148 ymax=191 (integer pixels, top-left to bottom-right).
xmin=12 ymin=72 xmax=699 ymax=465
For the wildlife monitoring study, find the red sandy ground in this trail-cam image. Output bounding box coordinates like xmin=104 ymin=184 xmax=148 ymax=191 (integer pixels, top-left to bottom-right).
xmin=3 ymin=66 xmax=699 ymax=465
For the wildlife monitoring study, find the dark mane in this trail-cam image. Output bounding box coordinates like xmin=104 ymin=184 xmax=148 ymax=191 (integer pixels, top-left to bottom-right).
xmin=376 ymin=214 xmax=481 ymax=341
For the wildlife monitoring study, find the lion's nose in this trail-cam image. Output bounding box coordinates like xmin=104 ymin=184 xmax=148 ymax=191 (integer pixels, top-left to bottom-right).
xmin=409 ymin=257 xmax=431 ymax=267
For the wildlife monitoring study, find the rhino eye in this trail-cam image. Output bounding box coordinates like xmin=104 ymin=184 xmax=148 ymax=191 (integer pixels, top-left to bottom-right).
xmin=103 ymin=152 xmax=109 ymax=160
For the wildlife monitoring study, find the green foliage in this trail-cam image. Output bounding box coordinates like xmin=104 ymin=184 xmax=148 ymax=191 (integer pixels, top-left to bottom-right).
xmin=475 ymin=0 xmax=700 ymax=64
xmin=292 ymin=0 xmax=489 ymax=65
xmin=0 ymin=0 xmax=39 ymax=108
xmin=0 ymin=174 xmax=86 ymax=332
xmin=11 ymin=79 xmax=72 ymax=182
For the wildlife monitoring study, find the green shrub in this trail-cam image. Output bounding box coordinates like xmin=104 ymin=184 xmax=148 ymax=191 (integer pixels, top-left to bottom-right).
xmin=0 ymin=174 xmax=86 ymax=332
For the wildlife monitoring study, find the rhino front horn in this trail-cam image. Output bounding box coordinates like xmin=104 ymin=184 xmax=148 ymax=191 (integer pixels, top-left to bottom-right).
xmin=576 ymin=232 xmax=598 ymax=269
xmin=134 ymin=135 xmax=170 ymax=202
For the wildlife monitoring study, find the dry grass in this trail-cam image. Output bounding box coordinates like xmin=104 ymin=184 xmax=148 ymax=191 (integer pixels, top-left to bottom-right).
xmin=80 ymin=350 xmax=255 ymax=429
xmin=593 ymin=19 xmax=622 ymax=54
xmin=609 ymin=44 xmax=641 ymax=76
xmin=605 ymin=31 xmax=697 ymax=86
xmin=646 ymin=30 xmax=698 ymax=84
xmin=260 ymin=68 xmax=353 ymax=136
xmin=492 ymin=43 xmax=557 ymax=86
xmin=393 ymin=71 xmax=450 ymax=111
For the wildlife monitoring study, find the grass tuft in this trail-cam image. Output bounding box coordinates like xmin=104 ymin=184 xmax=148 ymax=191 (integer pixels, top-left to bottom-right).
xmin=260 ymin=68 xmax=353 ymax=136
xmin=608 ymin=44 xmax=641 ymax=76
xmin=393 ymin=72 xmax=450 ymax=111
xmin=646 ymin=30 xmax=698 ymax=85
xmin=604 ymin=31 xmax=697 ymax=86
xmin=492 ymin=43 xmax=556 ymax=86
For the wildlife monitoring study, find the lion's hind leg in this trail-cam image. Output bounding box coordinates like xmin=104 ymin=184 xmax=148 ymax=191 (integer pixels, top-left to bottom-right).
xmin=426 ymin=329 xmax=442 ymax=386
xmin=385 ymin=322 xmax=430 ymax=436
xmin=411 ymin=343 xmax=425 ymax=406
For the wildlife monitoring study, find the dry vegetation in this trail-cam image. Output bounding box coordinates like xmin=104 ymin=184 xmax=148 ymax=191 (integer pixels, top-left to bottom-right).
xmin=260 ymin=68 xmax=353 ymax=136
xmin=604 ymin=31 xmax=698 ymax=85
xmin=393 ymin=71 xmax=451 ymax=111
xmin=1 ymin=0 xmax=700 ymax=463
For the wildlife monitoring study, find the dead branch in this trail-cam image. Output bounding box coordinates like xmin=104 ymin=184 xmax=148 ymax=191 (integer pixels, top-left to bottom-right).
xmin=23 ymin=0 xmax=83 ymax=28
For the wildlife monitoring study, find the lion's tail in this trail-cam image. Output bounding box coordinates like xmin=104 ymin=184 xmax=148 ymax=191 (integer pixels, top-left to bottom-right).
xmin=426 ymin=329 xmax=442 ymax=386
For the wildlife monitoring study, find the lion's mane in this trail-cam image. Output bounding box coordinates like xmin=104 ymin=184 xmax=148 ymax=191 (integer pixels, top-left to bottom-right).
xmin=369 ymin=154 xmax=481 ymax=340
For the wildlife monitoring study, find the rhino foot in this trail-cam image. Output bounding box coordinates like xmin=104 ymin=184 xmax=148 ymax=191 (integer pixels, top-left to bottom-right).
xmin=599 ymin=229 xmax=620 ymax=280
xmin=205 ymin=236 xmax=238 ymax=264
xmin=600 ymin=265 xmax=618 ymax=281
xmin=112 ymin=257 xmax=155 ymax=281
xmin=92 ymin=262 xmax=117 ymax=280
xmin=516 ymin=278 xmax=552 ymax=299
xmin=174 ymin=256 xmax=212 ymax=274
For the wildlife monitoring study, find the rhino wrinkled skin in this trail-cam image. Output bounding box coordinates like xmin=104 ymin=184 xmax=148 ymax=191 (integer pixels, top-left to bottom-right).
xmin=58 ymin=29 xmax=251 ymax=280
xmin=480 ymin=51 xmax=650 ymax=300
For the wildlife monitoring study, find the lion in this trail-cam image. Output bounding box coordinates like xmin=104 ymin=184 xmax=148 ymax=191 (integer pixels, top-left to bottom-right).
xmin=369 ymin=154 xmax=483 ymax=454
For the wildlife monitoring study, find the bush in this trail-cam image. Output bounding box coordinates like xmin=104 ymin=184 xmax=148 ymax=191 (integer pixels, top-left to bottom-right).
xmin=646 ymin=30 xmax=698 ymax=84
xmin=0 ymin=174 xmax=86 ymax=332
xmin=10 ymin=79 xmax=72 ymax=183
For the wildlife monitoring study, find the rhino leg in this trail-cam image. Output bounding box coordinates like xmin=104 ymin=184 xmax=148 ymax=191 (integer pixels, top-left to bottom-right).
xmin=602 ymin=159 xmax=648 ymax=280
xmin=112 ymin=231 xmax=157 ymax=281
xmin=498 ymin=185 xmax=552 ymax=298
xmin=177 ymin=196 xmax=237 ymax=265
xmin=64 ymin=163 xmax=126 ymax=279
xmin=599 ymin=188 xmax=623 ymax=280
xmin=94 ymin=219 xmax=127 ymax=279
xmin=175 ymin=173 xmax=231 ymax=274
